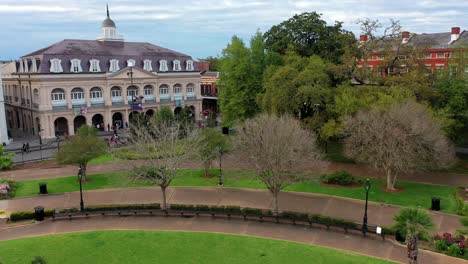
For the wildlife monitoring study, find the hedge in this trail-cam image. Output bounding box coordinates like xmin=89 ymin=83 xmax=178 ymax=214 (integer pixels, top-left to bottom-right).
xmin=9 ymin=210 xmax=54 ymax=222
xmin=85 ymin=203 xmax=161 ymax=211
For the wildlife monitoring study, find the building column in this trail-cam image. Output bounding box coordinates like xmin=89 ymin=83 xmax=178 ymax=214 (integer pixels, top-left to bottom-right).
xmin=68 ymin=118 xmax=74 ymax=136
xmin=123 ymin=108 xmax=129 ymax=128
xmin=106 ymin=109 xmax=112 ymax=131
xmin=48 ymin=115 xmax=54 ymax=139
xmin=85 ymin=87 xmax=91 ymax=107
xmin=122 ymin=86 xmax=128 ymax=105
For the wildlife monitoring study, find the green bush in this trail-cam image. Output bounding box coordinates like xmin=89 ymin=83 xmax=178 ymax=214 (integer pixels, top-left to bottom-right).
xmin=242 ymin=208 xmax=264 ymax=216
xmin=0 ymin=145 xmax=14 ymax=170
xmin=223 ymin=206 xmax=242 ymax=214
xmin=280 ymin=211 xmax=309 ymax=221
xmin=319 ymin=171 xmax=356 ymax=185
xmin=0 ymin=179 xmax=16 ymax=199
xmin=447 ymin=244 xmax=463 ymax=257
xmin=435 ymin=240 xmax=448 ymax=252
xmin=9 ymin=210 xmax=54 ymax=222
xmin=195 ymin=205 xmax=211 ymax=211
xmin=170 ymin=204 xmax=195 ymax=211
xmin=85 ymin=204 xmax=161 ymax=211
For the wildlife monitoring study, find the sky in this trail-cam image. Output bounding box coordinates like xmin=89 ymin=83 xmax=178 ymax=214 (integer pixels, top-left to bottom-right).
xmin=0 ymin=0 xmax=466 ymax=60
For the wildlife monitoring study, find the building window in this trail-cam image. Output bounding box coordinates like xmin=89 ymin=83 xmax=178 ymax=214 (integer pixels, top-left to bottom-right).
xmin=89 ymin=59 xmax=101 ymax=72
xmin=186 ymin=60 xmax=194 ymax=71
xmin=143 ymin=60 xmax=153 ymax=71
xmin=127 ymin=86 xmax=138 ymax=97
xmin=51 ymin=88 xmax=65 ymax=101
xmin=186 ymin=83 xmax=194 ymax=94
xmin=144 ymin=85 xmax=153 ymax=95
xmin=71 ymin=88 xmax=85 ymax=100
xmin=436 ymin=52 xmax=445 ymax=58
xmin=90 ymin=87 xmax=102 ymax=99
xmin=173 ymin=60 xmax=181 ymax=71
xmin=423 ymin=53 xmax=432 ymax=59
xmin=70 ymin=59 xmax=82 ymax=73
xmin=111 ymin=86 xmax=121 ymax=97
xmin=127 ymin=59 xmax=136 ymax=67
xmin=377 ymin=55 xmax=384 ymax=61
xmin=159 ymin=84 xmax=169 ymax=95
xmin=159 ymin=60 xmax=168 ymax=72
xmin=50 ymin=58 xmax=63 ymax=73
xmin=109 ymin=59 xmax=120 ymax=72
xmin=173 ymin=84 xmax=182 ymax=94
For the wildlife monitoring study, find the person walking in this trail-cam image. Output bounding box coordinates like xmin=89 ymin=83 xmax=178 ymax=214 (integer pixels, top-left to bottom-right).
xmin=107 ymin=123 xmax=110 ymax=132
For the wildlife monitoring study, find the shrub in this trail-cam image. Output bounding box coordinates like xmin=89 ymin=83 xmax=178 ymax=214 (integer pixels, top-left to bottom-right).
xmin=223 ymin=206 xmax=242 ymax=214
xmin=0 ymin=179 xmax=16 ymax=199
xmin=319 ymin=171 xmax=356 ymax=185
xmin=435 ymin=240 xmax=448 ymax=252
xmin=9 ymin=209 xmax=54 ymax=222
xmin=195 ymin=205 xmax=211 ymax=212
xmin=447 ymin=244 xmax=463 ymax=257
xmin=280 ymin=211 xmax=309 ymax=221
xmin=170 ymin=204 xmax=194 ymax=211
xmin=0 ymin=145 xmax=14 ymax=170
xmin=85 ymin=204 xmax=161 ymax=211
xmin=242 ymin=208 xmax=264 ymax=216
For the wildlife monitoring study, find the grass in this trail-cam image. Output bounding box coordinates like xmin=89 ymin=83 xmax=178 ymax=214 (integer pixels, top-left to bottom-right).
xmin=324 ymin=141 xmax=354 ymax=163
xmin=14 ymin=169 xmax=459 ymax=214
xmin=88 ymin=153 xmax=118 ymax=164
xmin=0 ymin=230 xmax=395 ymax=264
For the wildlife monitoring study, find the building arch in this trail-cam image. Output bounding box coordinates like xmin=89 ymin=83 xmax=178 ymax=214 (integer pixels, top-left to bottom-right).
xmin=92 ymin=114 xmax=104 ymax=130
xmin=73 ymin=115 xmax=86 ymax=132
xmin=174 ymin=106 xmax=182 ymax=117
xmin=112 ymin=112 xmax=123 ymax=129
xmin=145 ymin=109 xmax=155 ymax=117
xmin=54 ymin=117 xmax=68 ymax=137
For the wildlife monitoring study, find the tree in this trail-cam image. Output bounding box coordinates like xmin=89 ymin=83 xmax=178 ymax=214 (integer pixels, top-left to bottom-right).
xmin=264 ymin=12 xmax=355 ymax=63
xmin=218 ymin=32 xmax=267 ymax=127
xmin=0 ymin=145 xmax=14 ymax=170
xmin=197 ymin=128 xmax=231 ymax=181
xmin=344 ymin=100 xmax=455 ymax=190
xmin=154 ymin=106 xmax=174 ymax=127
xmin=129 ymin=119 xmax=198 ymax=209
xmin=55 ymin=125 xmax=107 ymax=181
xmin=393 ymin=208 xmax=434 ymax=264
xmin=235 ymin=114 xmax=327 ymax=215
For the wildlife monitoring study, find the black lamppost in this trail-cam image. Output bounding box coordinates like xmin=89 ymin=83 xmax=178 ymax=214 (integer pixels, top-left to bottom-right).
xmin=78 ymin=166 xmax=85 ymax=211
xmin=217 ymin=146 xmax=223 ymax=186
xmin=127 ymin=66 xmax=134 ymax=112
xmin=362 ymin=178 xmax=371 ymax=237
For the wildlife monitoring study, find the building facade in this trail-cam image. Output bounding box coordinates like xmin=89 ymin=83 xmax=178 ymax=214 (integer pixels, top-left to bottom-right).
xmin=1 ymin=8 xmax=203 ymax=139
xmin=357 ymin=27 xmax=467 ymax=78
xmin=0 ymin=62 xmax=11 ymax=145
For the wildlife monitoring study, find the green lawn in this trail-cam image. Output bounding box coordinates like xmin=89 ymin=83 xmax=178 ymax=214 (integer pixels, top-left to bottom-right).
xmin=0 ymin=231 xmax=395 ymax=264
xmin=88 ymin=153 xmax=118 ymax=164
xmin=14 ymin=169 xmax=459 ymax=214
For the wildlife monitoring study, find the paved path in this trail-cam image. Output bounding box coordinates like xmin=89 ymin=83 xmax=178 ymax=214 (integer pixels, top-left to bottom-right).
xmin=0 ymin=187 xmax=462 ymax=234
xmin=2 ymin=157 xmax=467 ymax=187
xmin=0 ymin=215 xmax=464 ymax=264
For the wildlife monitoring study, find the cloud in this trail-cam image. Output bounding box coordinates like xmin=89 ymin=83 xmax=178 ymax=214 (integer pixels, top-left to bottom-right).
xmin=0 ymin=5 xmax=79 ymax=12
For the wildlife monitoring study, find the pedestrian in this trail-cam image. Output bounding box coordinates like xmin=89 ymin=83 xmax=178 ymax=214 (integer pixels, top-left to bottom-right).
xmin=26 ymin=142 xmax=30 ymax=153
xmin=22 ymin=143 xmax=27 ymax=153
xmin=96 ymin=124 xmax=100 ymax=130
xmin=125 ymin=121 xmax=129 ymax=129
xmin=107 ymin=123 xmax=110 ymax=132
xmin=101 ymin=123 xmax=104 ymax=131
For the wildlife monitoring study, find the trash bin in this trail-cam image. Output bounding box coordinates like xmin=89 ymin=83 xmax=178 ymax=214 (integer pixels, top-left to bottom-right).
xmin=431 ymin=197 xmax=440 ymax=211
xmin=39 ymin=183 xmax=48 ymax=194
xmin=34 ymin=206 xmax=45 ymax=221
xmin=222 ymin=127 xmax=229 ymax=135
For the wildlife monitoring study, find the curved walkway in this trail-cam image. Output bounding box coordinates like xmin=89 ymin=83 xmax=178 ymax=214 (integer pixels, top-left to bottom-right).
xmin=0 ymin=215 xmax=464 ymax=264
xmin=2 ymin=157 xmax=467 ymax=187
xmin=0 ymin=187 xmax=462 ymax=234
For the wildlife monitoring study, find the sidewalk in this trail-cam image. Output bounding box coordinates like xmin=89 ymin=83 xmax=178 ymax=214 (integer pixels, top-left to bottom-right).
xmin=1 ymin=157 xmax=467 ymax=187
xmin=0 ymin=187 xmax=462 ymax=234
xmin=0 ymin=215 xmax=464 ymax=264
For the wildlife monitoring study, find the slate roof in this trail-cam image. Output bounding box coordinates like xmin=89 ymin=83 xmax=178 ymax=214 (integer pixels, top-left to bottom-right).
xmin=21 ymin=39 xmax=197 ymax=74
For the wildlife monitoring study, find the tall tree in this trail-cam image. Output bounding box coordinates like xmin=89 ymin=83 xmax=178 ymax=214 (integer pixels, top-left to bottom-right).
xmin=218 ymin=32 xmax=268 ymax=127
xmin=393 ymin=208 xmax=434 ymax=264
xmin=263 ymin=12 xmax=355 ymax=63
xmin=344 ymin=100 xmax=455 ymax=190
xmin=55 ymin=125 xmax=107 ymax=180
xmin=129 ymin=119 xmax=198 ymax=209
xmin=197 ymin=128 xmax=231 ymax=179
xmin=235 ymin=114 xmax=327 ymax=215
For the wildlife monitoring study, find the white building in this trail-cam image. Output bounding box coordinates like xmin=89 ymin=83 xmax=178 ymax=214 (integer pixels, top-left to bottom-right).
xmin=0 ymin=62 xmax=11 ymax=145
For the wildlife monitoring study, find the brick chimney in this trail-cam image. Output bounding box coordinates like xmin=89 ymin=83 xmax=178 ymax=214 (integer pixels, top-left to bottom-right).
xmin=359 ymin=35 xmax=368 ymax=42
xmin=402 ymin=31 xmax=410 ymax=44
xmin=450 ymin=27 xmax=461 ymax=43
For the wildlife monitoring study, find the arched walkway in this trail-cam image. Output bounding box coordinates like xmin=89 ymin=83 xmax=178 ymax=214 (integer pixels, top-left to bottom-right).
xmin=92 ymin=114 xmax=104 ymax=130
xmin=112 ymin=112 xmax=123 ymax=129
xmin=174 ymin=107 xmax=182 ymax=117
xmin=145 ymin=109 xmax=154 ymax=117
xmin=73 ymin=116 xmax=86 ymax=133
xmin=35 ymin=117 xmax=41 ymax=135
xmin=54 ymin=117 xmax=68 ymax=137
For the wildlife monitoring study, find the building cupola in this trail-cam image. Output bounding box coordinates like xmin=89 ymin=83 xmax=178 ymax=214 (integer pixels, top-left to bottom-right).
xmin=97 ymin=4 xmax=124 ymax=42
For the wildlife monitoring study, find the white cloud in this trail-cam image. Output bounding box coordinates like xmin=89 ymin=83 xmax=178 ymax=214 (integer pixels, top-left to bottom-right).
xmin=0 ymin=5 xmax=79 ymax=12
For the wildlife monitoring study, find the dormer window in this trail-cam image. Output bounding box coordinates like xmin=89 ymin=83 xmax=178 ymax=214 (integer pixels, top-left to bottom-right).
xmin=186 ymin=60 xmax=194 ymax=71
xmin=143 ymin=60 xmax=153 ymax=71
xmin=70 ymin=59 xmax=82 ymax=73
xmin=173 ymin=60 xmax=181 ymax=71
xmin=109 ymin=59 xmax=119 ymax=72
xmin=127 ymin=59 xmax=136 ymax=67
xmin=50 ymin=58 xmax=63 ymax=73
xmin=89 ymin=59 xmax=101 ymax=72
xmin=31 ymin=58 xmax=38 ymax=73
xmin=159 ymin=60 xmax=168 ymax=72
xmin=23 ymin=60 xmax=29 ymax=73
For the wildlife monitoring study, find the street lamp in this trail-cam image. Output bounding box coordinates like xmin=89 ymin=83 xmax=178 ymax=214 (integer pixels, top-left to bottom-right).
xmin=362 ymin=178 xmax=371 ymax=237
xmin=127 ymin=66 xmax=134 ymax=112
xmin=78 ymin=166 xmax=85 ymax=211
xmin=217 ymin=146 xmax=223 ymax=186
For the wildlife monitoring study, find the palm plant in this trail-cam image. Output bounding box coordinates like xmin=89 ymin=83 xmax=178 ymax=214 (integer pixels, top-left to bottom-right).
xmin=393 ymin=208 xmax=434 ymax=264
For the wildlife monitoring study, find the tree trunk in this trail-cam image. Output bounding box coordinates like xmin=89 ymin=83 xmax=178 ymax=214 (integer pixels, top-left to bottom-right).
xmin=272 ymin=191 xmax=279 ymax=216
xmin=82 ymin=165 xmax=87 ymax=181
xmin=386 ymin=170 xmax=395 ymax=190
xmin=407 ymin=234 xmax=418 ymax=264
xmin=161 ymin=186 xmax=168 ymax=210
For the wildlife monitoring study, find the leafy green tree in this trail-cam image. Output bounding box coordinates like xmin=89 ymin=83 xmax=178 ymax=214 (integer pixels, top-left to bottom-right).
xmin=205 ymin=56 xmax=221 ymax=71
xmin=393 ymin=208 xmax=434 ymax=264
xmin=55 ymin=126 xmax=107 ymax=180
xmin=263 ymin=12 xmax=355 ymax=63
xmin=154 ymin=106 xmax=174 ymax=127
xmin=218 ymin=32 xmax=267 ymax=127
xmin=197 ymin=128 xmax=231 ymax=179
xmin=0 ymin=145 xmax=14 ymax=170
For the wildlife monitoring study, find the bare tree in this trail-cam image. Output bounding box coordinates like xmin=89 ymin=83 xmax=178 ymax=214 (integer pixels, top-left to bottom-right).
xmin=129 ymin=116 xmax=198 ymax=209
xmin=235 ymin=114 xmax=327 ymax=215
xmin=344 ymin=100 xmax=455 ymax=190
